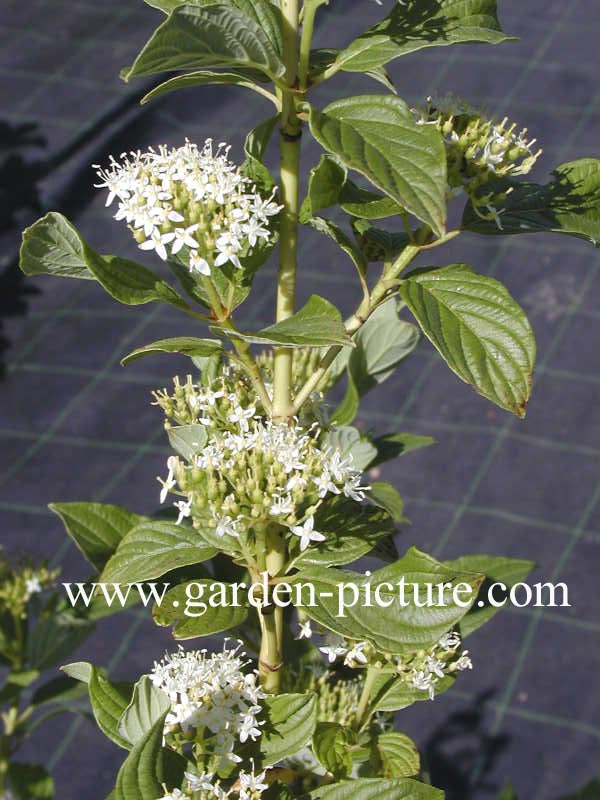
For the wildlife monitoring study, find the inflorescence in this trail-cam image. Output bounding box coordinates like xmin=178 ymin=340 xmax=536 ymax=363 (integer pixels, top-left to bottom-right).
xmin=94 ymin=140 xmax=281 ymax=276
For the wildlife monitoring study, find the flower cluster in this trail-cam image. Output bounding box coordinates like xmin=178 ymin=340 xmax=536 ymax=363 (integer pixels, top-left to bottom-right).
xmin=94 ymin=139 xmax=281 ymax=276
xmin=414 ymin=95 xmax=542 ymax=228
xmin=159 ymin=763 xmax=268 ymax=800
xmin=149 ymin=642 xmax=266 ymax=764
xmin=0 ymin=549 xmax=57 ymax=620
xmin=402 ymin=630 xmax=473 ymax=700
xmin=155 ymin=374 xmax=368 ymax=553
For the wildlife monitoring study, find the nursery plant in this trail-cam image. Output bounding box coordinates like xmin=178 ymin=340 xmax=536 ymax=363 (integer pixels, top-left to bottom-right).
xmin=14 ymin=0 xmax=600 ymax=798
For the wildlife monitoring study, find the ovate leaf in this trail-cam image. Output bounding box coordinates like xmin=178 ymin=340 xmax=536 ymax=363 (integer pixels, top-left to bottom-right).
xmin=311 ymin=777 xmax=443 ymax=800
xmin=400 ymin=264 xmax=536 ymax=417
xmin=167 ymin=424 xmax=208 ymax=460
xmin=228 ymin=294 xmax=351 ymax=346
xmin=373 ymin=731 xmax=420 ymax=779
xmin=118 ymin=676 xmax=170 ymax=746
xmin=114 ymin=714 xmax=186 ymax=800
xmin=141 ymin=70 xmax=279 ymax=106
xmin=122 ymin=3 xmax=285 ymax=83
xmin=100 ymin=521 xmax=217 ymax=584
xmin=332 ymin=0 xmax=512 ymax=73
xmin=49 ymin=502 xmax=146 ymax=571
xmin=121 ymin=337 xmax=223 ymax=365
xmin=462 ymin=158 xmax=600 ymax=246
xmin=20 ymin=212 xmax=189 ymax=310
xmin=305 ymin=96 xmax=446 ymax=236
xmin=300 ymin=155 xmax=347 ymax=222
xmin=291 ymin=495 xmax=396 ymax=569
xmin=445 ymin=554 xmax=535 ymax=636
xmin=313 ymin=723 xmax=356 ymax=779
xmin=370 ymin=432 xmax=436 ymax=468
xmin=259 ymin=693 xmax=318 ymax=764
xmin=293 ymin=547 xmax=482 ymax=654
xmin=153 ymin=580 xmax=248 ymax=638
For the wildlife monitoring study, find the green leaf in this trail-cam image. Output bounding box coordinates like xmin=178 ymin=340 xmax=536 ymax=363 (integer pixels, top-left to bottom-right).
xmin=370 ymin=432 xmax=436 ymax=468
xmin=292 ymin=547 xmax=483 ymax=654
xmin=100 ymin=521 xmax=217 ymax=584
xmin=229 ymin=294 xmax=351 ymax=347
xmin=322 ymin=426 xmax=377 ymax=471
xmin=121 ymin=337 xmax=223 ymax=366
xmin=8 ymin=763 xmax=54 ymax=800
xmin=300 ymin=155 xmax=347 ymax=222
xmin=332 ymin=0 xmax=512 ymax=73
xmin=122 ymin=3 xmax=285 ymax=83
xmin=329 ymin=370 xmax=360 ymax=427
xmin=311 ymin=777 xmax=443 ymax=800
xmin=313 ymin=723 xmax=356 ymax=779
xmin=62 ymin=662 xmax=133 ymax=749
xmin=141 ymin=70 xmax=278 ymax=106
xmin=462 ymin=158 xmax=600 ymax=246
xmin=400 ymin=263 xmax=536 ymax=417
xmin=118 ymin=676 xmax=170 ymax=746
xmin=445 ymin=554 xmax=535 ymax=636
xmin=291 ymin=495 xmax=396 ymax=569
xmin=0 ymin=670 xmax=40 ymax=705
xmin=167 ymin=424 xmax=208 ymax=461
xmin=369 ymin=481 xmax=406 ymax=523
xmin=20 ymin=213 xmax=189 ymax=310
xmin=373 ymin=731 xmax=420 ymax=779
xmin=352 ymin=300 xmax=419 ymax=392
xmin=26 ymin=614 xmax=94 ymax=671
xmin=304 ymin=95 xmax=447 ymax=236
xmin=241 ymin=115 xmax=279 ymax=191
xmin=304 ymin=216 xmax=368 ymax=289
xmin=498 ymin=783 xmax=518 ymax=800
xmin=114 ymin=714 xmax=186 ymax=800
xmin=340 ymin=181 xmax=404 ymax=220
xmin=153 ymin=579 xmax=248 ymax=638
xmin=309 ymin=48 xmax=397 ymax=95
xmin=370 ymin=667 xmax=455 ymax=713
xmin=351 ymin=218 xmax=411 ymax=263
xmin=49 ymin=502 xmax=146 ymax=572
xmin=259 ymin=692 xmax=318 ymax=764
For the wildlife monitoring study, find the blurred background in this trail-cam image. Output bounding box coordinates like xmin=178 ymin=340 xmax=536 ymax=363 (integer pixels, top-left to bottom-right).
xmin=1 ymin=0 xmax=599 ymax=797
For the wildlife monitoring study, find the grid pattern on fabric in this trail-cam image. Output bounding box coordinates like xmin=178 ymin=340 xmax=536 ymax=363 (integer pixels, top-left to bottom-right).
xmin=1 ymin=1 xmax=599 ymax=798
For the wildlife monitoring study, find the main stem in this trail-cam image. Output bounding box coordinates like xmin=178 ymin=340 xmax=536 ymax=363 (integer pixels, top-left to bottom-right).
xmin=272 ymin=0 xmax=301 ymax=422
xmin=258 ymin=0 xmax=301 ymax=692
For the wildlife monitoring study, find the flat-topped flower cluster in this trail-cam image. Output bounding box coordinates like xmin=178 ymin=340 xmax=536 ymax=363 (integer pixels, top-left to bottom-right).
xmin=150 ymin=642 xmax=266 ymax=763
xmin=94 ymin=139 xmax=281 ymax=276
xmin=156 ymin=374 xmax=368 ymax=553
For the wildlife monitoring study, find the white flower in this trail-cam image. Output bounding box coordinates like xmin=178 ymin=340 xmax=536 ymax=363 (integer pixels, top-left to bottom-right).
xmin=171 ymin=224 xmax=200 ymax=254
xmin=150 ymin=643 xmax=266 ymax=761
xmin=159 ymin=455 xmax=178 ymax=503
xmin=455 ymin=651 xmax=473 ymax=671
xmin=94 ymin=140 xmax=280 ymax=277
xmin=319 ymin=632 xmax=348 ymax=663
xmin=344 ymin=641 xmax=369 ymax=667
xmin=215 ymin=515 xmax=240 ymax=539
xmin=25 ymin=577 xmax=42 ymax=597
xmin=158 ymin=790 xmax=185 ymax=800
xmin=174 ymin=498 xmax=191 ymax=525
xmin=438 ymin=631 xmax=461 ymax=651
xmin=238 ymin=764 xmax=268 ymax=800
xmin=290 ymin=516 xmax=326 ymax=551
xmin=412 ymin=669 xmax=437 ymax=700
xmin=295 ymin=619 xmax=313 ymax=640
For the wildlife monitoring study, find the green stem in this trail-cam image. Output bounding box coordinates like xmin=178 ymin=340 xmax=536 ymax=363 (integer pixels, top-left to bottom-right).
xmin=272 ymin=0 xmax=301 ymax=421
xmin=292 ymin=243 xmax=422 ymax=412
xmin=258 ymin=524 xmax=287 ymax=693
xmin=299 ymin=0 xmax=325 ymax=90
xmin=353 ymin=666 xmax=379 ymax=732
xmin=201 ymin=276 xmax=272 ymax=413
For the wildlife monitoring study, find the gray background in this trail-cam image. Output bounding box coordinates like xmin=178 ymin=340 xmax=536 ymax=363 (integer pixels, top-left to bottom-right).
xmin=1 ymin=0 xmax=599 ymax=797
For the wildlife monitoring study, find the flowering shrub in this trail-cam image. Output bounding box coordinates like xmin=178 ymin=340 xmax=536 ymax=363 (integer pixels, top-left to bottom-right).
xmin=13 ymin=0 xmax=600 ymax=799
